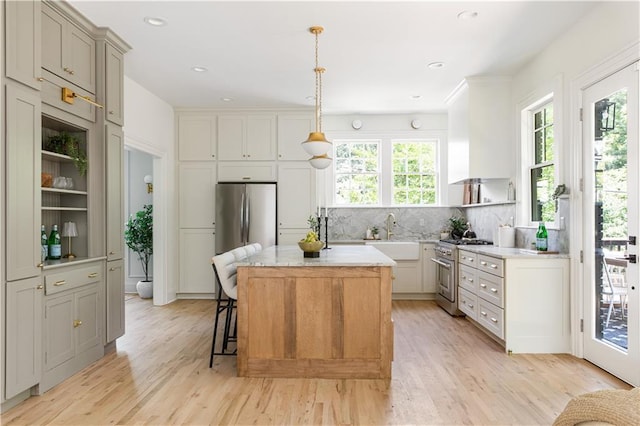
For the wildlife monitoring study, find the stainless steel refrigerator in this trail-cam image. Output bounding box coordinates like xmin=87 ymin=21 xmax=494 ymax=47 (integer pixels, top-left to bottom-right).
xmin=215 ymin=182 xmax=277 ymax=254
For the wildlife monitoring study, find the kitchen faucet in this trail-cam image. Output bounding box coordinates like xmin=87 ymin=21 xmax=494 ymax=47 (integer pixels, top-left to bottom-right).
xmin=386 ymin=213 xmax=396 ymax=240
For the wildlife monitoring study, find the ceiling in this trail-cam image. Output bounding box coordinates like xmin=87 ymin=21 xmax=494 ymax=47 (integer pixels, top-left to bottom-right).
xmin=68 ymin=1 xmax=599 ymax=114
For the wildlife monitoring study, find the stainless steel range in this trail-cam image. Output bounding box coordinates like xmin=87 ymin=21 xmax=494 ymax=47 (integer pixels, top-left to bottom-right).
xmin=431 ymin=239 xmax=492 ymax=316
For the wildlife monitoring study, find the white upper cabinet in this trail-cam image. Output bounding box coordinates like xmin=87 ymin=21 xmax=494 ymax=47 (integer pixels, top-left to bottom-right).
xmin=178 ymin=114 xmax=217 ymax=161
xmin=5 ymin=0 xmax=42 ymax=90
xmin=277 ymin=162 xmax=316 ymax=229
xmin=218 ymin=114 xmax=276 ymax=161
xmin=447 ymin=77 xmax=513 ymax=184
xmin=41 ymin=3 xmax=96 ymax=94
xmin=277 ymin=114 xmax=314 ymax=161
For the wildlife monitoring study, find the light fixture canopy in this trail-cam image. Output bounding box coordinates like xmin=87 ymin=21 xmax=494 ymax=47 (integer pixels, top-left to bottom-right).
xmin=301 ymin=26 xmax=332 ymax=168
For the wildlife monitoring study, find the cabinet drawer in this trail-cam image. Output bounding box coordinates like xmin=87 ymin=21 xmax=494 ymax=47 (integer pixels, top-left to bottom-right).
xmin=477 ymin=270 xmax=504 ymax=308
xmin=459 ymin=250 xmax=477 ymax=268
xmin=458 ymin=287 xmax=478 ymax=320
xmin=45 ymin=264 xmax=102 ymax=295
xmin=477 ymin=299 xmax=504 ymax=340
xmin=478 ymin=254 xmax=503 ymax=277
xmin=458 ymin=265 xmax=477 ymax=293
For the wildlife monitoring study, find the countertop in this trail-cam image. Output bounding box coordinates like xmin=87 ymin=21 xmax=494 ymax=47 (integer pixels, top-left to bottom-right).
xmin=237 ymin=245 xmax=396 ymax=267
xmin=456 ymin=245 xmax=570 ymax=259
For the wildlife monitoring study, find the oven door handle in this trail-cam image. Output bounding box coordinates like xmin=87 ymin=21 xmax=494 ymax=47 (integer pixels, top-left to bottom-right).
xmin=430 ymin=258 xmax=451 ymax=269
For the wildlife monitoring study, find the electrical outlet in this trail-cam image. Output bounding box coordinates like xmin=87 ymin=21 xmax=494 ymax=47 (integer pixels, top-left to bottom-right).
xmin=419 ymin=219 xmax=425 ymax=226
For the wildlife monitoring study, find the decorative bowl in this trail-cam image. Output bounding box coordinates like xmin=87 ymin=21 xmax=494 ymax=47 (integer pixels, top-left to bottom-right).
xmin=298 ymin=240 xmax=324 ymax=252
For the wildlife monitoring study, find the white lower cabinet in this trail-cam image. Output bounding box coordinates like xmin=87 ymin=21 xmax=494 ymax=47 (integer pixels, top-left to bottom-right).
xmin=42 ymin=283 xmax=103 ymax=392
xmin=393 ymin=261 xmax=422 ymax=293
xmin=458 ymin=248 xmax=570 ymax=353
xmin=5 ymin=277 xmax=43 ymax=399
xmin=178 ymin=229 xmax=216 ymax=296
xmin=421 ymin=243 xmax=436 ymax=293
xmin=278 ymin=228 xmax=308 ymax=245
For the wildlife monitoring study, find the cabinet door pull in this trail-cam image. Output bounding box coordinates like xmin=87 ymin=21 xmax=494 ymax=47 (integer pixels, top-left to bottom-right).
xmin=490 ymin=288 xmax=498 ymax=293
xmin=54 ymin=280 xmax=66 ymax=286
xmin=480 ymin=261 xmax=487 ymax=266
xmin=481 ymin=311 xmax=487 ymax=316
xmin=37 ymin=285 xmax=44 ymax=290
xmin=88 ymin=272 xmax=98 ymax=278
xmin=37 ymin=262 xmax=44 ymax=268
xmin=490 ymin=264 xmax=498 ymax=269
xmin=491 ymin=317 xmax=498 ymax=323
xmin=73 ymin=319 xmax=82 ymax=328
xmin=480 ymin=283 xmax=486 ymax=288
xmin=468 ymin=304 xmax=474 ymax=309
xmin=109 ymin=267 xmax=116 ymax=272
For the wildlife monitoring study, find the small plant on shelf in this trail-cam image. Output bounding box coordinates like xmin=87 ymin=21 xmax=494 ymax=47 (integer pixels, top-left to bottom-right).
xmin=371 ymin=226 xmax=380 ymax=239
xmin=44 ymin=132 xmax=88 ymax=176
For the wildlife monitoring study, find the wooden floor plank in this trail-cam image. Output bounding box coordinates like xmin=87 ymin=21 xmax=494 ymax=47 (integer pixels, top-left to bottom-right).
xmin=2 ymin=298 xmax=630 ymax=425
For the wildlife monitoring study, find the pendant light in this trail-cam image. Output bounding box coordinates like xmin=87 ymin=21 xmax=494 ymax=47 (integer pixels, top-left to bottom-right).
xmin=301 ymin=26 xmax=332 ymax=169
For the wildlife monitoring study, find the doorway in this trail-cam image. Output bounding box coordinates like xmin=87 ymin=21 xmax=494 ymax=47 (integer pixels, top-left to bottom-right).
xmin=124 ymin=148 xmax=154 ymax=295
xmin=582 ymin=62 xmax=639 ymax=386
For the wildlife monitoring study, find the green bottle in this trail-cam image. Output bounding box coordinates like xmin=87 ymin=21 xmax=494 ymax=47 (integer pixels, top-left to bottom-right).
xmin=48 ymin=224 xmax=62 ymax=260
xmin=41 ymin=225 xmax=48 ymax=260
xmin=536 ymin=222 xmax=548 ymax=251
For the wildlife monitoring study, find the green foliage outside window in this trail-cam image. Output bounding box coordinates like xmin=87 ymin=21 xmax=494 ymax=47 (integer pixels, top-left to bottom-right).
xmin=531 ymin=103 xmax=555 ymax=222
xmin=392 ymin=141 xmax=437 ymax=205
xmin=335 ymin=142 xmax=380 ymax=205
xmin=598 ymin=90 xmax=628 ymax=239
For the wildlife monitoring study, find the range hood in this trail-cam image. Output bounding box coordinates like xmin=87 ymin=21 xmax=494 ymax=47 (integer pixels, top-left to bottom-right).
xmin=446 ymin=76 xmax=514 ymax=185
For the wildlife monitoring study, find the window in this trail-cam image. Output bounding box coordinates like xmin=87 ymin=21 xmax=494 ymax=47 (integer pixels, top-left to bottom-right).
xmin=529 ymin=102 xmax=555 ymax=223
xmin=334 ymin=140 xmax=380 ymax=205
xmin=392 ymin=141 xmax=437 ymax=205
xmin=332 ymin=138 xmax=439 ymax=206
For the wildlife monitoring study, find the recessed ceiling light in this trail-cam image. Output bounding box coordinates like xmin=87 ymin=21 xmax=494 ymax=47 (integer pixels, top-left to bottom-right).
xmin=457 ymin=11 xmax=478 ymax=20
xmin=427 ymin=62 xmax=445 ymax=69
xmin=411 ymin=95 xmax=422 ymax=100
xmin=191 ymin=66 xmax=207 ymax=73
xmin=220 ymin=97 xmax=233 ymax=102
xmin=143 ymin=16 xmax=167 ymax=27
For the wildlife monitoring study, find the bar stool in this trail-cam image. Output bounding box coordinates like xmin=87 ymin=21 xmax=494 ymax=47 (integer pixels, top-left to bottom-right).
xmin=209 ymin=250 xmax=241 ymax=367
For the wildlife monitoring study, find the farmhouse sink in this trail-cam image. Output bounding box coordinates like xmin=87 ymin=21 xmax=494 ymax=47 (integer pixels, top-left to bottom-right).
xmin=365 ymin=241 xmax=420 ymax=260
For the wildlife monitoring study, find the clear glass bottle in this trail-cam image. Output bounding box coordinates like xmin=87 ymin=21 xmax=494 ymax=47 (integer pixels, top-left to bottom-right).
xmin=535 ymin=222 xmax=548 ymax=251
xmin=41 ymin=224 xmax=48 ymax=261
xmin=48 ymin=224 xmax=62 ymax=260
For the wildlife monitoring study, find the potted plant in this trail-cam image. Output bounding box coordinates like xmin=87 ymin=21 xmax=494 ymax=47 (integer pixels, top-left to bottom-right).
xmin=371 ymin=226 xmax=380 ymax=240
xmin=125 ymin=204 xmax=153 ymax=298
xmin=448 ymin=216 xmax=468 ymax=239
xmin=45 ymin=132 xmax=87 ymax=176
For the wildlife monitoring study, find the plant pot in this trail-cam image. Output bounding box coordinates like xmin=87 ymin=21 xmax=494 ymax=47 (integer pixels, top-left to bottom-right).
xmin=136 ymin=280 xmax=153 ymax=299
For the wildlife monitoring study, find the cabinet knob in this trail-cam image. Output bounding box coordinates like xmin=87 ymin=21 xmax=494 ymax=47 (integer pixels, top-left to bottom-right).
xmin=481 ymin=311 xmax=487 ymax=316
xmin=490 ymin=288 xmax=498 ymax=293
xmin=109 ymin=267 xmax=116 ymax=272
xmin=480 ymin=283 xmax=486 ymax=288
xmin=109 ymin=251 xmax=115 ymax=255
xmin=108 ymin=110 xmax=114 ymax=115
xmin=37 ymin=77 xmax=44 ymax=82
xmin=37 ymin=285 xmax=44 ymax=290
xmin=73 ymin=319 xmax=82 ymax=328
xmin=37 ymin=262 xmax=44 ymax=268
xmin=491 ymin=317 xmax=498 ymax=323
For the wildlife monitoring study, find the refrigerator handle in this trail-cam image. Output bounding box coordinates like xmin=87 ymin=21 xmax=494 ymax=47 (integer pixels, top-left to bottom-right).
xmin=240 ymin=192 xmax=246 ymax=243
xmin=245 ymin=193 xmax=251 ymax=243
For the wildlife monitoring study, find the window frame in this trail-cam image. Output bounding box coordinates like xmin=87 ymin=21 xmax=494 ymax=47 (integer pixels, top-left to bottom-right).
xmin=521 ymin=94 xmax=559 ymax=228
xmin=326 ymin=134 xmax=442 ymax=207
xmin=332 ymin=138 xmax=382 ymax=206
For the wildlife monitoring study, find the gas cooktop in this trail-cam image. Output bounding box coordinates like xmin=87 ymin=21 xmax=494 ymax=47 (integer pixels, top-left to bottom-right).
xmin=439 ymin=239 xmax=493 ymax=246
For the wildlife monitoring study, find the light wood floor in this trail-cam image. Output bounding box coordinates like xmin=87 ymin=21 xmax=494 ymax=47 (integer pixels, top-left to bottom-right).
xmin=2 ymin=297 xmax=630 ymax=425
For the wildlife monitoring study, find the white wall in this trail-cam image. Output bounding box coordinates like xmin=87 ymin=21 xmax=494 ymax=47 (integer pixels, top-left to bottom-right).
xmin=123 ymin=76 xmax=176 ymax=305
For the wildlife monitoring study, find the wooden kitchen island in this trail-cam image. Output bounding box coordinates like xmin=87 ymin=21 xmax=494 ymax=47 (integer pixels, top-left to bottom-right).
xmin=236 ymin=245 xmax=395 ymax=379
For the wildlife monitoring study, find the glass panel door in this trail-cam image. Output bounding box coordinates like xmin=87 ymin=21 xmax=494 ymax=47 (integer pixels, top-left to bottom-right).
xmin=583 ymin=63 xmax=639 ymax=386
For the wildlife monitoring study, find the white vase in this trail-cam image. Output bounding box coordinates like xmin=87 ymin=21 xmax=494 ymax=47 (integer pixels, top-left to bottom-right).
xmin=136 ymin=280 xmax=153 ymax=299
